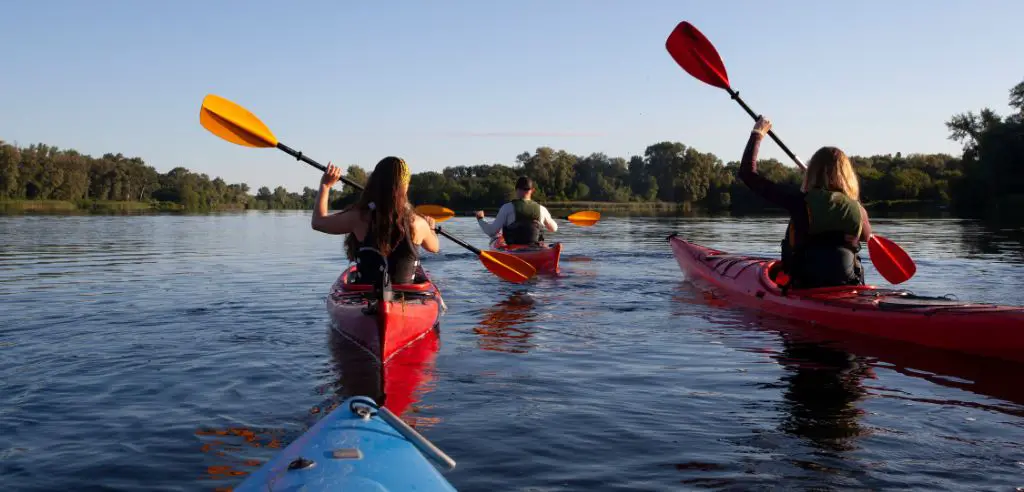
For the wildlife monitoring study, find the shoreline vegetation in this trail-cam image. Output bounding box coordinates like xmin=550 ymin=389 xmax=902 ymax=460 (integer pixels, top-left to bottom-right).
xmin=0 ymin=196 xmax=952 ymax=219
xmin=2 ymin=80 xmax=1021 ymax=219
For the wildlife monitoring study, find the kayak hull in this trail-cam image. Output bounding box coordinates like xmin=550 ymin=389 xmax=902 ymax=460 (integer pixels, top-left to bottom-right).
xmin=492 ymin=236 xmax=562 ymax=274
xmin=327 ymin=265 xmax=442 ymax=363
xmin=233 ymin=396 xmax=456 ymax=492
xmin=667 ymin=233 xmax=1024 ymax=363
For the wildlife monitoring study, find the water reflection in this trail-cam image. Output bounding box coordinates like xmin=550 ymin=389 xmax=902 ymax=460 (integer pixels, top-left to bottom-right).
xmin=326 ymin=326 xmax=441 ymax=421
xmin=755 ymin=313 xmax=1024 ymax=413
xmin=194 ymin=423 xmax=287 ymax=488
xmin=472 ymin=291 xmax=539 ymax=354
xmin=674 ymin=282 xmax=1024 ymax=413
xmin=191 ymin=328 xmax=442 ymax=490
xmin=773 ymin=339 xmax=871 ymax=452
xmin=958 ymin=219 xmax=1024 ymax=260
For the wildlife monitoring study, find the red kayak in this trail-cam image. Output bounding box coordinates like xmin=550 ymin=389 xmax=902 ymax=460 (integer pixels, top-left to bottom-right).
xmin=492 ymin=235 xmax=562 ymax=274
xmin=668 ymin=233 xmax=1024 ymax=363
xmin=327 ymin=265 xmax=443 ymax=363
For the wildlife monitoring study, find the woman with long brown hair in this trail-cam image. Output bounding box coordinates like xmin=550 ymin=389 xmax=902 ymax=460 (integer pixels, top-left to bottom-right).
xmin=739 ymin=116 xmax=873 ymax=289
xmin=311 ymin=156 xmax=439 ymax=284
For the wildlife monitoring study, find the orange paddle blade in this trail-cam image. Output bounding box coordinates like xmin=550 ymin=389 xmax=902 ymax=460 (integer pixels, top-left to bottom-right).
xmin=479 ymin=251 xmax=537 ymax=283
xmin=414 ymin=204 xmax=455 ymax=222
xmin=567 ymin=210 xmax=601 ymax=227
xmin=868 ymin=234 xmax=916 ymax=285
xmin=199 ymin=94 xmax=279 ymax=148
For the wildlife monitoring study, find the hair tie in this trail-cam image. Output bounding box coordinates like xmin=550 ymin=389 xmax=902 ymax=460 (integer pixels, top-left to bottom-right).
xmin=398 ymin=158 xmax=410 ymax=186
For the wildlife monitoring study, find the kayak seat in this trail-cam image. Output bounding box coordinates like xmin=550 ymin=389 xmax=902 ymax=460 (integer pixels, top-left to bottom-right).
xmin=340 ymin=280 xmax=432 ymax=293
xmin=340 ymin=266 xmax=432 ymax=293
xmin=498 ymin=242 xmax=553 ymax=251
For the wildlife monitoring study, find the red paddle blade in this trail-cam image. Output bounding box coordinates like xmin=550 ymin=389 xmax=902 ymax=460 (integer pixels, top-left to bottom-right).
xmin=868 ymin=235 xmax=916 ymax=285
xmin=665 ymin=21 xmax=731 ymax=90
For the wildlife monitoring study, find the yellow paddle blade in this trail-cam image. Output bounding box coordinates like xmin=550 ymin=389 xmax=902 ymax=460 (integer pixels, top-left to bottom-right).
xmin=199 ymin=94 xmax=279 ymax=148
xmin=567 ymin=210 xmax=601 ymax=227
xmin=414 ymin=204 xmax=456 ymax=222
xmin=480 ymin=250 xmax=537 ymax=283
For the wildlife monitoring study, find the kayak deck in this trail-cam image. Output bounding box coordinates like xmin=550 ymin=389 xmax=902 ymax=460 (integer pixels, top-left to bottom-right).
xmin=233 ymin=396 xmax=456 ymax=492
xmin=668 ymin=233 xmax=1024 ymax=362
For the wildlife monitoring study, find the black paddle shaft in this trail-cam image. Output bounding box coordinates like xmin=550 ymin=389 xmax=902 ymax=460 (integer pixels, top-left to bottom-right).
xmin=435 ymin=227 xmax=482 ymax=255
xmin=723 ymin=88 xmax=805 ymax=171
xmin=276 ymin=142 xmax=366 ymax=191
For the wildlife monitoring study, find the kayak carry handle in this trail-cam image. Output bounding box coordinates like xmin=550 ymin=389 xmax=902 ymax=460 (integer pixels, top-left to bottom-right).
xmin=350 ymin=397 xmax=457 ymax=471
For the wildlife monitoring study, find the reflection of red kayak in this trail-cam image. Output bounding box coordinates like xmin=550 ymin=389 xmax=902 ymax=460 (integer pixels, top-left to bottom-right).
xmin=668 ymin=233 xmax=1024 ymax=363
xmin=492 ymin=235 xmax=562 ymax=274
xmin=328 ymin=326 xmax=440 ymax=418
xmin=674 ymin=290 xmax=1024 ymax=410
xmin=381 ymin=329 xmax=440 ymax=418
xmin=327 ymin=265 xmax=442 ymax=363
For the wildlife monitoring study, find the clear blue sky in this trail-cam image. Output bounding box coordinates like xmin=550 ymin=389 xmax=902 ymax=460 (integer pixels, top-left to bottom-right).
xmin=2 ymin=0 xmax=1022 ymax=193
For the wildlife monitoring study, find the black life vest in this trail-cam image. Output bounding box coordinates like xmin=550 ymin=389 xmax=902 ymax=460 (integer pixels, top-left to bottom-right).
xmin=780 ymin=188 xmax=865 ymax=289
xmin=501 ymin=198 xmax=544 ymax=246
xmin=352 ymin=210 xmax=420 ymax=285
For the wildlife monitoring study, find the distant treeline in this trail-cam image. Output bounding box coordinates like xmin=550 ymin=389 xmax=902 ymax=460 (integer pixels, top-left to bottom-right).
xmin=2 ymin=79 xmax=1021 ymax=216
xmin=0 ymin=145 xmax=364 ymax=212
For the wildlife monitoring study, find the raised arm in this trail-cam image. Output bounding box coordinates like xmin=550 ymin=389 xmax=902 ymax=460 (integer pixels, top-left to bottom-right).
xmin=738 ymin=117 xmax=805 ymax=214
xmin=311 ymin=163 xmax=358 ymax=234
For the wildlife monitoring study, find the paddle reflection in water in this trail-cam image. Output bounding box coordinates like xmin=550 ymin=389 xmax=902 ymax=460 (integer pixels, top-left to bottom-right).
xmin=326 ymin=326 xmax=442 ymax=425
xmin=472 ymin=291 xmax=539 ymax=354
xmin=194 ymin=425 xmax=287 ymax=487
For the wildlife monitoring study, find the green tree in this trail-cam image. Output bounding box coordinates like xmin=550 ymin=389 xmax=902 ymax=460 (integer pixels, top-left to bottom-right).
xmin=0 ymin=142 xmax=21 ymax=199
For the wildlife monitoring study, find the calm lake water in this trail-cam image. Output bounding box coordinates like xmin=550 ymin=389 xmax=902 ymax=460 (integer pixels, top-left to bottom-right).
xmin=1 ymin=212 xmax=1023 ymax=491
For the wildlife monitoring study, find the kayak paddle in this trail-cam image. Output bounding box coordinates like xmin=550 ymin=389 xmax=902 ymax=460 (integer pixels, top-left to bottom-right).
xmin=664 ymin=21 xmax=917 ymax=285
xmin=565 ymin=210 xmax=600 ymax=227
xmin=413 ymin=205 xmax=456 ymax=222
xmin=199 ymin=94 xmax=537 ymax=283
xmin=415 ymin=205 xmax=601 ymax=227
xmin=665 ymin=22 xmax=804 ymax=169
xmin=866 ymin=234 xmax=916 ymax=285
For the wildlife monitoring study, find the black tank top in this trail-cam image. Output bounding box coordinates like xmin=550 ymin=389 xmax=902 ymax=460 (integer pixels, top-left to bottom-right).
xmin=352 ymin=212 xmax=420 ymax=285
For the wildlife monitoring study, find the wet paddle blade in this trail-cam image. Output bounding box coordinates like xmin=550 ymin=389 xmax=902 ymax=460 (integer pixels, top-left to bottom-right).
xmin=479 ymin=251 xmax=536 ymax=283
xmin=868 ymin=235 xmax=916 ymax=285
xmin=199 ymin=94 xmax=279 ymax=148
xmin=665 ymin=21 xmax=731 ymax=90
xmin=567 ymin=210 xmax=601 ymax=227
xmin=414 ymin=204 xmax=455 ymax=222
